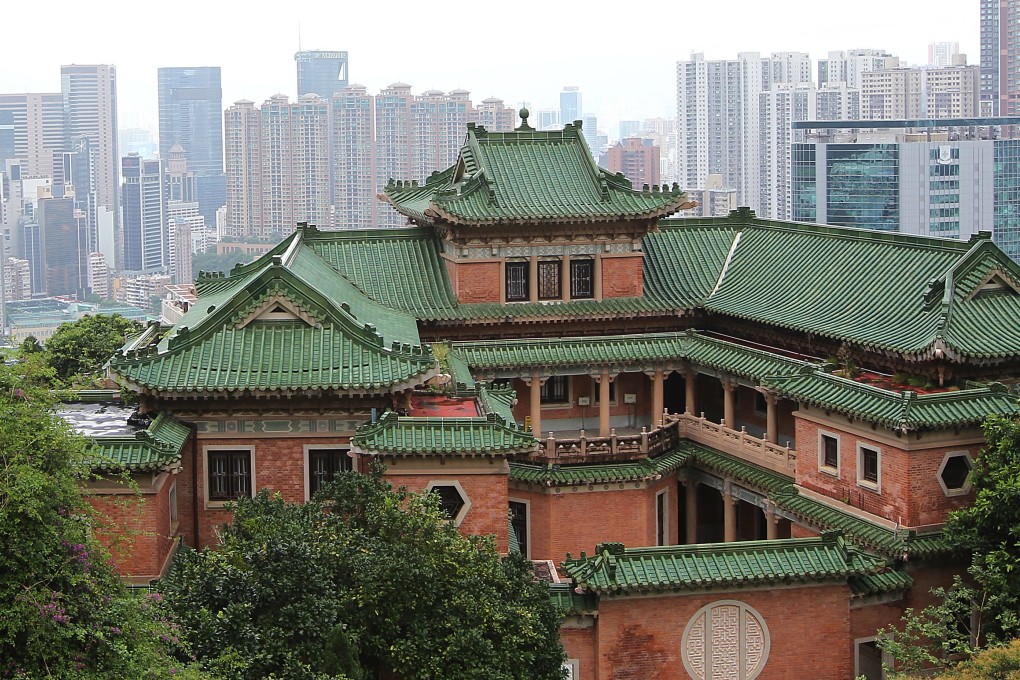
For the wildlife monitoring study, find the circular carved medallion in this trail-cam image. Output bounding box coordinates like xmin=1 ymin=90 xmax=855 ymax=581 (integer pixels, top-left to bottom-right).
xmin=681 ymin=600 xmax=770 ymax=680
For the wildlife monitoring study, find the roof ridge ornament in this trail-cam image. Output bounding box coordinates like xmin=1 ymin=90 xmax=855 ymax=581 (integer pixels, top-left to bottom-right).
xmin=516 ymin=107 xmax=532 ymax=131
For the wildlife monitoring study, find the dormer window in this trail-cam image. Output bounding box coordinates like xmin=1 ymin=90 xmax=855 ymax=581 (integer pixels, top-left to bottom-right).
xmin=570 ymin=260 xmax=594 ymax=299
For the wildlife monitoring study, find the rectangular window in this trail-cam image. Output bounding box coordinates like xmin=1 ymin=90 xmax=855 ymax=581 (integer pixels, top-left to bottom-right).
xmin=208 ymin=449 xmax=252 ymax=501
xmin=540 ymin=375 xmax=569 ymax=404
xmin=656 ymin=490 xmax=667 ymax=546
xmin=537 ymin=260 xmax=561 ymax=300
xmin=510 ymin=500 xmax=529 ymax=558
xmin=168 ymin=483 xmax=178 ymax=533
xmin=591 ymin=378 xmax=616 ymax=405
xmin=570 ymin=259 xmax=594 ymax=299
xmin=308 ymin=448 xmax=352 ymax=498
xmin=505 ymin=261 xmax=528 ymax=301
xmin=820 ymin=434 xmax=839 ymax=470
xmin=859 ymin=445 xmax=880 ymax=488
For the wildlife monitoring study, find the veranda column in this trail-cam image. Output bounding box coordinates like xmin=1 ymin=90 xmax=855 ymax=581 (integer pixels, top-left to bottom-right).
xmin=598 ymin=369 xmax=612 ymax=437
xmin=766 ymin=504 xmax=778 ymax=540
xmin=723 ymin=378 xmax=736 ymax=428
xmin=723 ymin=482 xmax=737 ymax=542
xmin=594 ymin=254 xmax=603 ymax=301
xmin=685 ymin=370 xmax=697 ymax=415
xmin=528 ymin=256 xmax=538 ymax=302
xmin=651 ymin=368 xmax=665 ymax=427
xmin=766 ymin=392 xmax=779 ymax=444
xmin=685 ymin=479 xmax=698 ymax=544
xmin=529 ymin=371 xmax=542 ymax=437
xmin=560 ymin=255 xmax=571 ymax=301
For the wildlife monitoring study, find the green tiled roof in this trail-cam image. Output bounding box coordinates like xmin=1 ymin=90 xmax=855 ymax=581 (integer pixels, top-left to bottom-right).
xmin=350 ymin=410 xmax=537 ymax=457
xmin=548 ymin=582 xmax=598 ymax=616
xmin=88 ymin=412 xmax=190 ymax=472
xmin=453 ymin=330 xmax=809 ymax=379
xmin=563 ymin=534 xmax=886 ymax=595
xmin=384 ymin=120 xmax=690 ymax=226
xmin=110 ymin=240 xmax=437 ymax=397
xmin=509 ymin=446 xmax=692 ymax=486
xmin=850 ymin=568 xmax=914 ymax=598
xmin=687 ymin=447 xmax=794 ymax=492
xmin=764 ymin=369 xmax=1019 ymax=431
xmin=772 ymin=488 xmax=950 ymax=559
xmin=477 ymin=384 xmax=519 ymax=424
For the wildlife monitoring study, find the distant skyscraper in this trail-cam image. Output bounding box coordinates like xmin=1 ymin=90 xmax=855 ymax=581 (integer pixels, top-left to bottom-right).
xmin=36 ymin=194 xmax=88 ymax=296
xmin=374 ymin=83 xmax=414 ymax=228
xmin=60 ymin=65 xmax=119 ymax=263
xmin=619 ymin=121 xmax=641 ymax=141
xmin=560 ymin=86 xmax=581 ymax=124
xmin=606 ymin=138 xmax=660 ymax=189
xmin=121 ymin=154 xmax=165 ymax=272
xmin=157 ymin=67 xmax=226 ymax=224
xmin=0 ymin=93 xmax=64 ymax=178
xmin=472 ymin=97 xmax=516 ymax=132
xmin=981 ymin=0 xmax=1020 ymax=114
xmin=928 ymin=42 xmax=961 ymax=68
xmin=331 ymin=85 xmax=376 ymax=229
xmin=223 ymin=100 xmax=262 ymax=239
xmin=295 ymin=50 xmax=349 ymax=98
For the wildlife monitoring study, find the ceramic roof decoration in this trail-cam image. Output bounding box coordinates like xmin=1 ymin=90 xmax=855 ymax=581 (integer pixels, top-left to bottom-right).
xmin=384 ymin=115 xmax=694 ymax=227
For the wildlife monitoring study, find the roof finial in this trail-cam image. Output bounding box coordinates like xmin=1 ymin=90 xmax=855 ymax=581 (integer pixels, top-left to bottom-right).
xmin=517 ymin=106 xmax=532 ymax=131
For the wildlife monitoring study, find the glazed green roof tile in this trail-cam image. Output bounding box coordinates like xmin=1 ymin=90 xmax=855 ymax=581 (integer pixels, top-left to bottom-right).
xmin=88 ymin=412 xmax=190 ymax=472
xmin=642 ymin=222 xmax=744 ymax=307
xmin=385 ymin=122 xmax=690 ymax=226
xmin=687 ymin=447 xmax=794 ymax=491
xmin=764 ymin=369 xmax=1019 ymax=431
xmin=563 ymin=534 xmax=886 ymax=595
xmin=350 ymin=410 xmax=537 ymax=457
xmin=477 ymin=384 xmax=519 ymax=424
xmin=509 ymin=445 xmax=693 ymax=486
xmin=850 ymin=568 xmax=914 ymax=597
xmin=112 ymin=322 xmax=435 ymax=396
xmin=548 ymin=582 xmax=598 ymax=616
xmin=453 ymin=331 xmax=809 ymax=380
xmin=771 ymin=489 xmax=951 ymax=559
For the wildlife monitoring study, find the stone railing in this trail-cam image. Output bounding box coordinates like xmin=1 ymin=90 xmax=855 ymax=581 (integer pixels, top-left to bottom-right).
xmin=527 ymin=412 xmax=796 ymax=476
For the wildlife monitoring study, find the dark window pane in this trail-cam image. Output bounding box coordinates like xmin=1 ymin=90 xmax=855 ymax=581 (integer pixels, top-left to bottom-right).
xmin=431 ymin=485 xmax=466 ymax=519
xmin=506 ymin=262 xmax=528 ymax=301
xmin=510 ymin=501 xmax=528 ymax=557
xmin=309 ymin=448 xmax=351 ymax=496
xmin=208 ymin=450 xmax=251 ymax=501
xmin=570 ymin=260 xmax=594 ymax=299
xmin=862 ymin=447 xmax=879 ymax=483
xmin=541 ymin=376 xmax=569 ymax=404
xmin=822 ymin=435 xmax=839 ymax=468
xmin=538 ymin=261 xmax=561 ymax=300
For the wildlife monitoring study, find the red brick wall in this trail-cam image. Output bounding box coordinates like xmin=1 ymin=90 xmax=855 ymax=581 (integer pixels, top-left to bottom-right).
xmin=87 ymin=472 xmax=176 ymax=579
xmin=601 ymin=255 xmax=643 ymax=298
xmin=511 ymin=475 xmax=678 ymax=564
xmin=384 ymin=471 xmax=509 ymax=553
xmin=795 ymin=418 xmax=977 ymax=528
xmin=790 ymin=523 xmax=819 ymax=538
xmin=593 ymin=584 xmax=852 ymax=679
xmin=451 ymin=260 xmax=501 ymax=304
xmin=561 ymin=622 xmax=597 ymax=679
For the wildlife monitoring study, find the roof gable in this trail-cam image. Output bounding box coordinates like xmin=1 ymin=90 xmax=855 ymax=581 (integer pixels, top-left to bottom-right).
xmin=384 ymin=117 xmax=692 ymax=226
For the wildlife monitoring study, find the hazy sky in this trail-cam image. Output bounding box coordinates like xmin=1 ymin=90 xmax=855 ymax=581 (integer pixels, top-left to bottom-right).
xmin=2 ymin=0 xmax=979 ymax=137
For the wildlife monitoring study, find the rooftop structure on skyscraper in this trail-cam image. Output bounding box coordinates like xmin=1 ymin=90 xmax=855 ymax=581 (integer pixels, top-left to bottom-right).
xmin=295 ymin=50 xmax=349 ymax=99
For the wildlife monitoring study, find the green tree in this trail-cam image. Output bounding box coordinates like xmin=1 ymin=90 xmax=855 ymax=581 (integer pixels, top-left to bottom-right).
xmin=18 ymin=335 xmax=42 ymax=355
xmin=44 ymin=314 xmax=140 ymax=383
xmin=880 ymin=411 xmax=1020 ymax=674
xmin=160 ymin=464 xmax=566 ymax=680
xmin=0 ymin=363 xmax=197 ymax=678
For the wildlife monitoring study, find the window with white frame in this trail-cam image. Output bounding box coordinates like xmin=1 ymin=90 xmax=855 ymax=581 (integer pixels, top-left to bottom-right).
xmin=306 ymin=447 xmax=352 ymax=499
xmin=818 ymin=432 xmax=840 ymax=475
xmin=206 ymin=448 xmax=254 ymax=503
xmin=857 ymin=444 xmax=881 ymax=490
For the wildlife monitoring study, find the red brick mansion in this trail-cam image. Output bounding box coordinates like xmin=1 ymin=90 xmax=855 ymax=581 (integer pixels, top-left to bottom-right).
xmin=70 ymin=110 xmax=1020 ymax=679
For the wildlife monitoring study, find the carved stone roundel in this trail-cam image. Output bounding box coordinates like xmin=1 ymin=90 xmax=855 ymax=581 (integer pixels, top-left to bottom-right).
xmin=681 ymin=600 xmax=770 ymax=680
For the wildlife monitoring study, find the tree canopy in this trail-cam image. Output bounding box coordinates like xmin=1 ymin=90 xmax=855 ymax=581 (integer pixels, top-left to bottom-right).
xmin=44 ymin=314 xmax=140 ymax=383
xmin=159 ymin=465 xmax=566 ymax=680
xmin=0 ymin=363 xmax=192 ymax=678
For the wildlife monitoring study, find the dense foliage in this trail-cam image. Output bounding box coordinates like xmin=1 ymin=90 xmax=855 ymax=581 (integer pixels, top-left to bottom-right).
xmin=880 ymin=412 xmax=1020 ymax=674
xmin=0 ymin=363 xmax=191 ymax=678
xmin=44 ymin=314 xmax=141 ymax=383
xmin=160 ymin=465 xmax=566 ymax=680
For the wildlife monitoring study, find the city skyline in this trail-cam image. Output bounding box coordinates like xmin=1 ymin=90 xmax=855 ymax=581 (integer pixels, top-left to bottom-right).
xmin=2 ymin=0 xmax=978 ymax=137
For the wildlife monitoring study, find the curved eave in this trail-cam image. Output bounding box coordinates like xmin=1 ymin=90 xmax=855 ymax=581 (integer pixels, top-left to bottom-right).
xmin=110 ymin=365 xmax=439 ymax=401
xmin=349 ymin=444 xmax=527 ymax=458
xmin=424 ymin=200 xmax=696 ymax=228
xmin=578 ymin=573 xmax=855 ymax=596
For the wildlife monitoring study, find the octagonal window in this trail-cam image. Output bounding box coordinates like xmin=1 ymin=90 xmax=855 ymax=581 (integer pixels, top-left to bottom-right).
xmin=425 ymin=481 xmax=472 ymax=526
xmin=938 ymin=452 xmax=974 ymax=497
